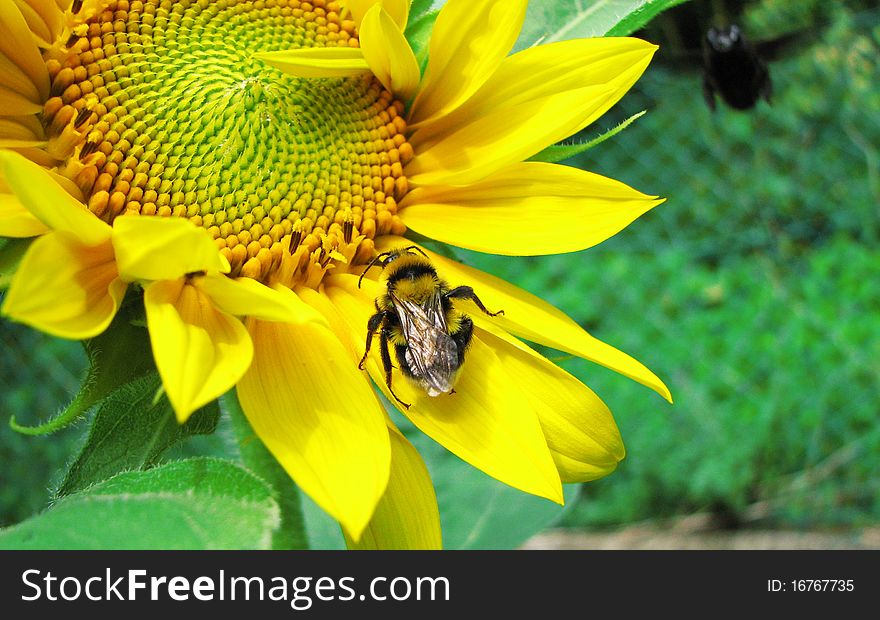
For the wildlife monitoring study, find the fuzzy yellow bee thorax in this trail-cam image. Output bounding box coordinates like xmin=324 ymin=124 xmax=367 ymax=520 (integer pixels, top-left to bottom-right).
xmin=390 ymin=276 xmax=441 ymax=303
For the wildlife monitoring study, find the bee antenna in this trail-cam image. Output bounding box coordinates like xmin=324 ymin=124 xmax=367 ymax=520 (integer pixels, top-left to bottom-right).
xmin=405 ymin=245 xmax=430 ymax=259
xmin=358 ymin=252 xmax=389 ymax=288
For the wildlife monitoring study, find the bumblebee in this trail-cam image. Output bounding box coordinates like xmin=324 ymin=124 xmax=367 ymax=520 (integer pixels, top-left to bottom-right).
xmin=703 ymin=24 xmax=772 ymax=111
xmin=358 ymin=246 xmax=503 ymax=409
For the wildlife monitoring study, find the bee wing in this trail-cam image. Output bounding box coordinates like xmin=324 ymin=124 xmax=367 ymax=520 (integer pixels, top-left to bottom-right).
xmin=392 ymin=291 xmax=459 ymax=394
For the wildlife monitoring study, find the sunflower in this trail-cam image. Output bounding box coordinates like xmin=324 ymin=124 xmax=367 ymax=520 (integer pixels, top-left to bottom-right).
xmin=0 ymin=0 xmax=670 ymax=549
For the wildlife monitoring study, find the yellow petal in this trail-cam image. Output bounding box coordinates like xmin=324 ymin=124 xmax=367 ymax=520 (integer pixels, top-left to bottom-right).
xmin=400 ymin=161 xmax=664 ymax=255
xmin=475 ymin=325 xmax=624 ymax=483
xmin=236 ymin=314 xmax=391 ymax=540
xmin=375 ymin=236 xmax=672 ymax=403
xmin=496 ymin=38 xmax=654 ymax=107
xmin=44 ymin=168 xmax=86 ymax=204
xmin=144 ymin=279 xmax=253 ymax=423
xmin=0 ymin=193 xmax=49 ymax=237
xmin=0 ymin=37 xmax=41 ymax=101
xmin=408 ymin=0 xmax=528 ymax=127
xmin=324 ymin=275 xmax=564 ymax=504
xmin=406 ymin=85 xmax=616 ymax=187
xmin=11 ymin=0 xmax=49 ymax=44
xmin=0 ymin=138 xmax=46 ymax=149
xmin=412 ymin=37 xmax=657 ymax=146
xmin=0 ymin=150 xmax=110 ymax=245
xmin=296 ymin=285 xmax=356 ymax=353
xmin=348 ymin=425 xmax=442 ymax=550
xmin=344 ymin=0 xmax=408 ymax=29
xmin=254 ymin=47 xmax=369 ymax=79
xmin=0 ymin=86 xmax=41 ymax=115
xmin=1 ymin=231 xmax=125 ymax=339
xmin=194 ymin=274 xmax=304 ymax=323
xmin=112 ymin=215 xmax=228 ymax=282
xmin=0 ymin=1 xmax=49 ymax=101
xmin=12 ymin=0 xmax=63 ymax=45
xmin=359 ymin=5 xmax=419 ymax=99
xmin=0 ymin=117 xmax=44 ymax=142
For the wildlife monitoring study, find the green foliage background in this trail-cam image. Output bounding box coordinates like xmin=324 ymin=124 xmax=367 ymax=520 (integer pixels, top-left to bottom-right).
xmin=468 ymin=0 xmax=880 ymax=529
xmin=1 ymin=0 xmax=877 ymax=543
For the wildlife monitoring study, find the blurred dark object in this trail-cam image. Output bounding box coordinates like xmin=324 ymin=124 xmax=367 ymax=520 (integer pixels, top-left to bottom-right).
xmin=702 ymin=24 xmax=772 ymax=110
xmin=638 ymin=0 xmax=845 ymax=112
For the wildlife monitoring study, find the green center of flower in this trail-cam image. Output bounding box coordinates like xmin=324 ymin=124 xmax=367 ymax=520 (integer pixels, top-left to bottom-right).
xmin=45 ymin=0 xmax=411 ymax=280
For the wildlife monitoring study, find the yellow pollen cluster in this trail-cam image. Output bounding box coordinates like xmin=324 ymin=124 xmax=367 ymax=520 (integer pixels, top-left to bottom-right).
xmin=41 ymin=0 xmax=412 ymax=282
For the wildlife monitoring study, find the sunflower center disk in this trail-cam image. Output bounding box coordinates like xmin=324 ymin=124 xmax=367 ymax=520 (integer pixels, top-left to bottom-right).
xmin=45 ymin=0 xmax=411 ymax=281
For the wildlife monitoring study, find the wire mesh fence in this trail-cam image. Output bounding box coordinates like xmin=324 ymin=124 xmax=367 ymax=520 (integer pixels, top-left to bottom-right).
xmin=465 ymin=0 xmax=880 ymax=528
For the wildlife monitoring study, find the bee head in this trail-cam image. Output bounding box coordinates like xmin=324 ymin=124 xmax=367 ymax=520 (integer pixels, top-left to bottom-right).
xmin=357 ymin=246 xmax=430 ymax=288
xmin=707 ymin=24 xmax=742 ymax=52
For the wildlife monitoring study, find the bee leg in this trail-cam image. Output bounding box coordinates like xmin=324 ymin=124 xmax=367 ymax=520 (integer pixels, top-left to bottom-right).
xmin=445 ymin=286 xmax=504 ymax=317
xmin=379 ymin=327 xmax=411 ymax=409
xmin=450 ymin=315 xmax=473 ymax=365
xmin=759 ymin=67 xmax=773 ymax=104
xmin=703 ymin=77 xmax=717 ymax=111
xmin=359 ymin=310 xmax=386 ymax=370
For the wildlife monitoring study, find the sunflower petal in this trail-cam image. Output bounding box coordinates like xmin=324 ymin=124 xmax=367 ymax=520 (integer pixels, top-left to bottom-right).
xmin=406 ymin=85 xmax=616 ymax=187
xmin=1 ymin=231 xmax=125 ymax=339
xmin=195 ymin=274 xmax=303 ymax=323
xmin=475 ymin=325 xmax=625 ymax=482
xmin=359 ymin=5 xmax=419 ymax=99
xmin=0 ymin=193 xmax=49 ymax=237
xmin=375 ymin=237 xmax=672 ymax=403
xmin=0 ymin=86 xmax=41 ymax=115
xmin=296 ymin=285 xmax=356 ymax=353
xmin=236 ymin=315 xmax=391 ymax=541
xmin=112 ymin=215 xmax=228 ymax=282
xmin=487 ymin=37 xmax=655 ymax=109
xmin=411 ymin=37 xmax=657 ymax=146
xmin=408 ymin=0 xmax=528 ymax=127
xmin=13 ymin=0 xmax=63 ymax=45
xmin=324 ymin=276 xmax=563 ymax=504
xmin=0 ymin=0 xmax=50 ymax=101
xmin=0 ymin=117 xmax=44 ymax=142
xmin=144 ymin=279 xmax=253 ymax=423
xmin=0 ymin=138 xmax=46 ymax=149
xmin=0 ymin=150 xmax=110 ymax=245
xmin=344 ymin=0 xmax=408 ymax=29
xmin=400 ymin=161 xmax=663 ymax=255
xmin=348 ymin=425 xmax=442 ymax=550
xmin=10 ymin=1 xmax=50 ymax=45
xmin=254 ymin=47 xmax=369 ymax=79
xmin=0 ymin=44 xmax=41 ymax=102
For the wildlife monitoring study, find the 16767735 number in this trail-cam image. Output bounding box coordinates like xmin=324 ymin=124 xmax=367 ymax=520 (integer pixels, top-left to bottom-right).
xmin=768 ymin=579 xmax=854 ymax=592
xmin=792 ymin=579 xmax=854 ymax=592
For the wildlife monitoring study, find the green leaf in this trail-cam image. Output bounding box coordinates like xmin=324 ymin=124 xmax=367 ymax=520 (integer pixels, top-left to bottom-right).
xmin=223 ymin=391 xmax=309 ymax=550
xmin=405 ymin=9 xmax=440 ymax=69
xmin=0 ymin=458 xmax=280 ymax=549
xmin=56 ymin=374 xmax=219 ymax=497
xmin=299 ymin=491 xmax=347 ymax=550
xmin=9 ymin=300 xmax=154 ymax=435
xmin=396 ymin=414 xmax=579 ymax=550
xmin=0 ymin=237 xmax=31 ymax=290
xmin=407 ymin=0 xmax=437 ymax=24
xmin=513 ymin=0 xmax=687 ymax=52
xmin=528 ymin=110 xmax=647 ymax=163
xmin=441 ymin=476 xmax=580 ymax=550
xmin=605 ymin=0 xmax=690 ymax=37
